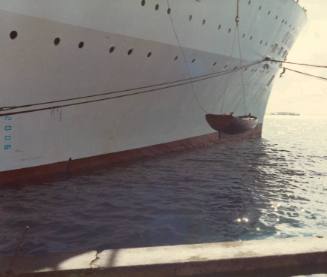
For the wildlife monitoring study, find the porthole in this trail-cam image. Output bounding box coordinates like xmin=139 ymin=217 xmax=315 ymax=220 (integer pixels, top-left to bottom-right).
xmin=249 ymin=35 xmax=253 ymax=40
xmin=191 ymin=59 xmax=196 ymax=63
xmin=167 ymin=8 xmax=171 ymax=14
xmin=155 ymin=4 xmax=159 ymax=11
xmin=228 ymin=28 xmax=232 ymax=33
xmin=218 ymin=24 xmax=222 ymax=30
xmin=275 ymin=15 xmax=279 ymax=20
xmin=202 ymin=19 xmax=206 ymax=25
xmin=9 ymin=31 xmax=18 ymax=40
xmin=242 ymin=33 xmax=246 ymax=38
xmin=127 ymin=48 xmax=134 ymax=55
xmin=248 ymin=0 xmax=251 ymax=5
xmin=271 ymin=43 xmax=278 ymax=53
xmin=54 ymin=37 xmax=61 ymax=46
xmin=258 ymin=6 xmax=262 ymax=10
xmin=147 ymin=51 xmax=152 ymax=58
xmin=141 ymin=0 xmax=145 ymax=6
xmin=78 ymin=42 xmax=84 ymax=49
xmin=189 ymin=15 xmax=193 ymax=21
xmin=213 ymin=62 xmax=217 ymax=67
xmin=109 ymin=46 xmax=115 ymax=53
xmin=267 ymin=11 xmax=271 ymax=15
xmin=174 ymin=56 xmax=179 ymax=61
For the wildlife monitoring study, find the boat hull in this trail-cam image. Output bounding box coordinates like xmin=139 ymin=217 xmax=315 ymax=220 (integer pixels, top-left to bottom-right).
xmin=206 ymin=114 xmax=259 ymax=135
xmin=0 ymin=0 xmax=306 ymax=185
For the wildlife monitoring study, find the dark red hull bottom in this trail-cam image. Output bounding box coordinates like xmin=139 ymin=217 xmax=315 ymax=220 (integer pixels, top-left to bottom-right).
xmin=0 ymin=124 xmax=262 ymax=186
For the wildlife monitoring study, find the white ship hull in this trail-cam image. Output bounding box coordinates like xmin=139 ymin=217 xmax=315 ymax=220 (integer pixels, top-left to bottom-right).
xmin=0 ymin=0 xmax=306 ymax=184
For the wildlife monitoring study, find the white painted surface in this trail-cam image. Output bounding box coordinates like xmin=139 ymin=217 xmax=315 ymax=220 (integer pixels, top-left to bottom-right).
xmin=0 ymin=0 xmax=306 ymax=172
xmin=0 ymin=237 xmax=326 ymax=274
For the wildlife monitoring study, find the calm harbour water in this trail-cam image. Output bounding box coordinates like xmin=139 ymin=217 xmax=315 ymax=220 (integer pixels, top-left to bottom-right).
xmin=1 ymin=115 xmax=327 ymax=255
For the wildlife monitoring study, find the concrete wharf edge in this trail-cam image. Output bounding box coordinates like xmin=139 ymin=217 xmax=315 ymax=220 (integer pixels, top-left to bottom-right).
xmin=1 ymin=237 xmax=327 ymax=277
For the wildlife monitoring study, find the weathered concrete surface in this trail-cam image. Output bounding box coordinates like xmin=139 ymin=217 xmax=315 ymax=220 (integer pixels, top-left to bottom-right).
xmin=1 ymin=237 xmax=327 ymax=277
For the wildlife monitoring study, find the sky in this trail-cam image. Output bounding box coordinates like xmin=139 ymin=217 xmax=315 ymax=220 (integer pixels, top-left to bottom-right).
xmin=267 ymin=0 xmax=327 ymax=115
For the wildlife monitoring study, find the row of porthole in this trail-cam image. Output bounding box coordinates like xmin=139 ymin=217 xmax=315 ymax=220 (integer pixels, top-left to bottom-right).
xmin=8 ymin=29 xmax=271 ymax=74
xmin=10 ymin=30 xmax=86 ymax=49
xmin=8 ymin=11 xmax=291 ymax=52
xmin=111 ymin=46 xmax=153 ymax=58
xmin=8 ymin=29 xmax=287 ymax=60
xmin=9 ymin=30 xmax=156 ymax=58
xmin=141 ymin=0 xmax=296 ymax=32
xmin=249 ymin=0 xmax=295 ymax=30
xmin=8 ymin=30 xmax=225 ymax=65
xmin=141 ymin=0 xmax=171 ymax=14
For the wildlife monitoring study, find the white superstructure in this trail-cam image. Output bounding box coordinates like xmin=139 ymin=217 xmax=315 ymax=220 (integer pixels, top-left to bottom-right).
xmin=0 ymin=0 xmax=306 ymax=178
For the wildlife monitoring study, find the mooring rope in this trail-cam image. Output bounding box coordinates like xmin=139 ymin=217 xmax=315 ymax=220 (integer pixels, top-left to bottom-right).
xmin=166 ymin=0 xmax=208 ymax=113
xmin=267 ymin=58 xmax=327 ymax=69
xmin=0 ymin=59 xmax=265 ymax=117
xmin=283 ymin=67 xmax=327 ymax=81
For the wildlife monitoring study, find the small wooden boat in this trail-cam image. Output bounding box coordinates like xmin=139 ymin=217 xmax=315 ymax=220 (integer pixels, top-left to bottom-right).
xmin=206 ymin=113 xmax=258 ymax=135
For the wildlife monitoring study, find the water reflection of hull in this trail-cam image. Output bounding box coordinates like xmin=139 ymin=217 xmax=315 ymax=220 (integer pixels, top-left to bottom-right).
xmin=206 ymin=114 xmax=259 ymax=135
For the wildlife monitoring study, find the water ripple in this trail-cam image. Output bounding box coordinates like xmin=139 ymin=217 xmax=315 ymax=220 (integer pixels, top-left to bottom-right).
xmin=0 ymin=116 xmax=327 ymax=255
